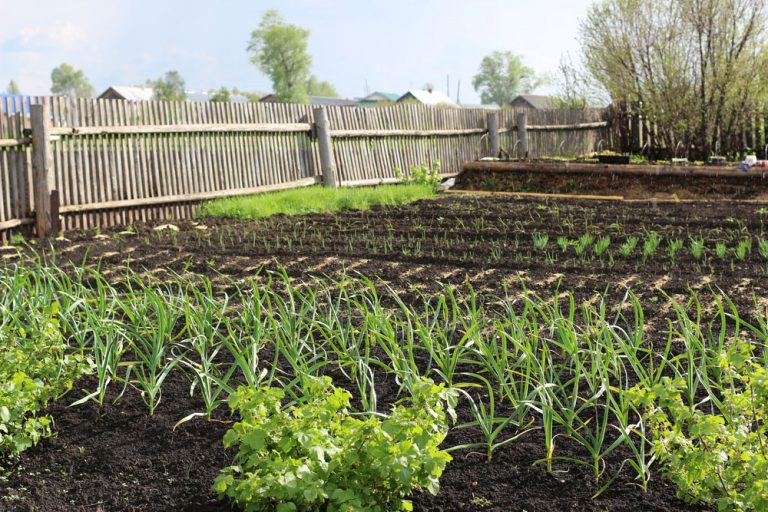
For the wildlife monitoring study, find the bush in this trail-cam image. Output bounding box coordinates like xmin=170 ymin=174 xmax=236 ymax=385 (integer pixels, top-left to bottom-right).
xmin=214 ymin=377 xmax=456 ymax=511
xmin=395 ymin=160 xmax=442 ymax=190
xmin=627 ymin=342 xmax=768 ymax=511
xmin=0 ymin=302 xmax=89 ymax=457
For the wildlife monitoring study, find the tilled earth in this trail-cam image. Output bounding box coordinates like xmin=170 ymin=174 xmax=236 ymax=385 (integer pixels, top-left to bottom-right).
xmin=3 ymin=193 xmax=766 ymax=511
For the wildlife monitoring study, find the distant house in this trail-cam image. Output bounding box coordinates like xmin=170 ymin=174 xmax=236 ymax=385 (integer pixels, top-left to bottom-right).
xmin=259 ymin=94 xmax=279 ymax=103
xmin=186 ymin=91 xmax=251 ymax=103
xmin=309 ymin=96 xmax=358 ymax=107
xmin=358 ymin=92 xmax=400 ymax=106
xmin=397 ymin=90 xmax=457 ymax=107
xmin=98 ymin=86 xmax=155 ymax=101
xmin=509 ymin=94 xmax=557 ymax=109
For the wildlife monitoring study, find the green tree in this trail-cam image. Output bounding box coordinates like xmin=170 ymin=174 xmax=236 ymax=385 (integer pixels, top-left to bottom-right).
xmin=6 ymin=80 xmax=20 ymax=94
xmin=306 ymin=75 xmax=338 ymax=97
xmin=552 ymin=54 xmax=609 ymax=109
xmin=148 ymin=71 xmax=186 ymax=102
xmin=579 ymin=0 xmax=768 ymax=156
xmin=50 ymin=63 xmax=93 ymax=98
xmin=247 ymin=10 xmax=312 ymax=103
xmin=209 ymin=87 xmax=232 ymax=102
xmin=472 ymin=51 xmax=543 ymax=106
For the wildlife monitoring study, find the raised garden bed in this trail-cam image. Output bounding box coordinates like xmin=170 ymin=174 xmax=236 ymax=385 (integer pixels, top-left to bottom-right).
xmin=459 ymin=160 xmax=768 ymax=200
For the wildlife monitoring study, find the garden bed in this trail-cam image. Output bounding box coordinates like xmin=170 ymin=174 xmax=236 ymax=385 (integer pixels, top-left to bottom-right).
xmin=2 ymin=194 xmax=767 ymax=511
xmin=458 ymin=160 xmax=768 ymax=200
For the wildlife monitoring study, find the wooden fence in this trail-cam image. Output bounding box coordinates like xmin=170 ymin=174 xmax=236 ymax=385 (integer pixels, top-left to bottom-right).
xmin=0 ymin=96 xmax=610 ymax=240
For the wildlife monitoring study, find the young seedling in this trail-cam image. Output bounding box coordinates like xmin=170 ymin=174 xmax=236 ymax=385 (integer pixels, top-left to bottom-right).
xmin=618 ymin=236 xmax=638 ymax=258
xmin=533 ymin=233 xmax=549 ymax=251
xmin=689 ymin=237 xmax=705 ymax=260
xmin=594 ymin=236 xmax=611 ymax=257
xmin=642 ymin=232 xmax=661 ymax=262
xmin=715 ymin=242 xmax=728 ymax=260
xmin=735 ymin=239 xmax=752 ymax=261
xmin=667 ymin=239 xmax=683 ymax=260
xmin=759 ymin=238 xmax=768 ymax=261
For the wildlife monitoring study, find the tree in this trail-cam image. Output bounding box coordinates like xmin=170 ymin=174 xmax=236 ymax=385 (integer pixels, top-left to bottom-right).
xmin=148 ymin=71 xmax=186 ymax=102
xmin=50 ymin=63 xmax=93 ymax=98
xmin=579 ymin=0 xmax=768 ymax=156
xmin=472 ymin=51 xmax=544 ymax=106
xmin=209 ymin=87 xmax=232 ymax=102
xmin=247 ymin=10 xmax=312 ymax=103
xmin=6 ymin=80 xmax=20 ymax=94
xmin=552 ymin=54 xmax=609 ymax=109
xmin=306 ymin=75 xmax=338 ymax=97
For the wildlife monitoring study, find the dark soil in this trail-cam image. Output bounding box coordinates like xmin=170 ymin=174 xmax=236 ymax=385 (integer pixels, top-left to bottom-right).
xmin=3 ymin=193 xmax=764 ymax=511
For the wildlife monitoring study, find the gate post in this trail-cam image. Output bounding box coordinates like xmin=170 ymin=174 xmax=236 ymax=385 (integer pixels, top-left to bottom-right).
xmin=516 ymin=112 xmax=528 ymax=158
xmin=31 ymin=103 xmax=55 ymax=238
xmin=488 ymin=112 xmax=500 ymax=158
xmin=313 ymin=108 xmax=339 ymax=188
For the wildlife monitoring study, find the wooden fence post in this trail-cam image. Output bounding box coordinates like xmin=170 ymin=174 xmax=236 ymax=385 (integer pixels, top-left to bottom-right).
xmin=517 ymin=112 xmax=528 ymax=158
xmin=313 ymin=108 xmax=338 ymax=188
xmin=31 ymin=103 xmax=55 ymax=238
xmin=487 ymin=112 xmax=500 ymax=158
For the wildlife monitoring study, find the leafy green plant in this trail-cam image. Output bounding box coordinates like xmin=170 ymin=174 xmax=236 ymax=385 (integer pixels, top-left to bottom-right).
xmin=642 ymin=232 xmax=661 ymax=261
xmin=689 ymin=237 xmax=705 ymax=260
xmin=0 ymin=301 xmax=89 ymax=456
xmin=667 ymin=239 xmax=683 ymax=260
xmin=618 ymin=236 xmax=638 ymax=257
xmin=556 ymin=236 xmax=571 ymax=253
xmin=594 ymin=236 xmax=611 ymax=257
xmin=760 ymin=238 xmax=768 ymax=261
xmin=715 ymin=242 xmax=728 ymax=260
xmin=532 ymin=233 xmax=549 ymax=251
xmin=214 ymin=377 xmax=456 ymax=512
xmin=627 ymin=344 xmax=768 ymax=511
xmin=735 ymin=239 xmax=752 ymax=261
xmin=575 ymin=233 xmax=594 ymax=258
xmin=395 ymin=160 xmax=442 ymax=190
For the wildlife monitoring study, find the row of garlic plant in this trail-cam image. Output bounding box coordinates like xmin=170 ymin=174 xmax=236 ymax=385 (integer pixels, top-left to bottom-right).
xmin=2 ymin=261 xmax=766 ymax=492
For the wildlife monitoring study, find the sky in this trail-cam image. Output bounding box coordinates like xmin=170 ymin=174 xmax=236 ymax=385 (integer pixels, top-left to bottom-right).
xmin=0 ymin=0 xmax=594 ymax=104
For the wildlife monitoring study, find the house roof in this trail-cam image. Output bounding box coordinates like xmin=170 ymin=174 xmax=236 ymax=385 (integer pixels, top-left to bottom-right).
xmin=397 ymin=90 xmax=457 ymax=106
xmin=361 ymin=92 xmax=400 ymax=102
xmin=186 ymin=91 xmax=250 ymax=103
xmin=510 ymin=94 xmax=556 ymax=109
xmin=309 ymin=96 xmax=358 ymax=106
xmin=99 ymin=86 xmax=154 ymax=101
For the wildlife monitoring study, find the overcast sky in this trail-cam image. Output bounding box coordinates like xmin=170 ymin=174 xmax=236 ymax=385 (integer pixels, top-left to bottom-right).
xmin=1 ymin=0 xmax=594 ymax=104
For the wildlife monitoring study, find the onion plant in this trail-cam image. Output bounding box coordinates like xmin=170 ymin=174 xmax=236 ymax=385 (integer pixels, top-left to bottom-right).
xmin=118 ymin=281 xmax=183 ymax=415
xmin=450 ymin=377 xmax=536 ymax=461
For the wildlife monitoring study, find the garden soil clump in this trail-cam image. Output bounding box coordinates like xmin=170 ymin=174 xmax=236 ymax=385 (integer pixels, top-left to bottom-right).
xmin=3 ymin=193 xmax=760 ymax=511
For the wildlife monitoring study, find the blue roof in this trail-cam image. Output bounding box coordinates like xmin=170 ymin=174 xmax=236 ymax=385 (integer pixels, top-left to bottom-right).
xmin=0 ymin=94 xmax=34 ymax=115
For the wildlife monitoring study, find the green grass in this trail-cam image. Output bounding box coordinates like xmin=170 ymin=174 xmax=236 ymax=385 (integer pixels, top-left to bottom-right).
xmin=200 ymin=184 xmax=437 ymax=219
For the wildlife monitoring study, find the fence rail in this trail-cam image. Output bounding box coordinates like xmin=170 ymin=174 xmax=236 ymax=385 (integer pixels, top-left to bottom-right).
xmin=0 ymin=96 xmax=611 ymax=240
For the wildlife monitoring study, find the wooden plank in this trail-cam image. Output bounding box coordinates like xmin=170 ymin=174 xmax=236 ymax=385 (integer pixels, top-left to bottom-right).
xmin=461 ymin=160 xmax=768 ymax=179
xmin=0 ymin=138 xmax=31 ymax=147
xmin=0 ymin=217 xmax=35 ymax=230
xmin=49 ymin=122 xmax=312 ymax=136
xmin=59 ymin=176 xmax=322 ymax=213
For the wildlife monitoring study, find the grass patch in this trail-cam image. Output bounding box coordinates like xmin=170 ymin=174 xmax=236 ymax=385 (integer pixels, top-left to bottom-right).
xmin=200 ymin=184 xmax=437 ymax=219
